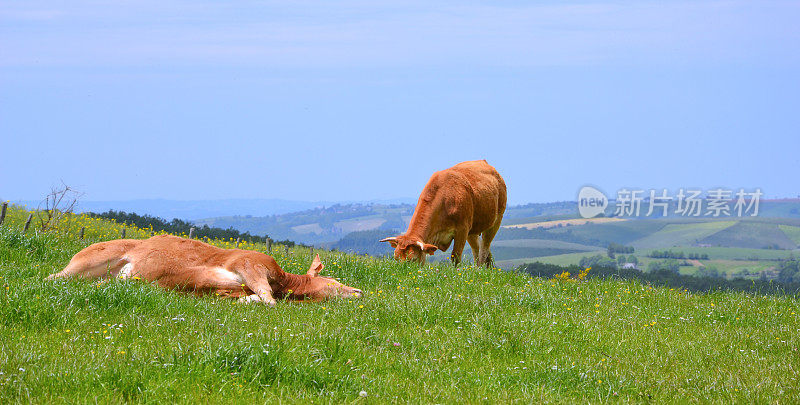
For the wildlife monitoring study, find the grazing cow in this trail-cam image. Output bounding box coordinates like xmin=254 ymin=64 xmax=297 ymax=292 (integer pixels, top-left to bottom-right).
xmin=380 ymin=160 xmax=506 ymax=267
xmin=47 ymin=235 xmax=362 ymax=305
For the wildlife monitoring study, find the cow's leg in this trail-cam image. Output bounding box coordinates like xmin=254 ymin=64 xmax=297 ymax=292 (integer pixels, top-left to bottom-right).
xmin=232 ymin=261 xmax=277 ymax=306
xmin=46 ymin=240 xmax=139 ymax=280
xmin=47 ymin=258 xmax=127 ymax=280
xmin=478 ymin=222 xmax=502 ymax=267
xmin=237 ymin=281 xmax=276 ymax=306
xmin=47 ymin=251 xmax=128 ymax=280
xmin=450 ymin=228 xmax=469 ymax=267
xmin=467 ymin=234 xmax=480 ymax=265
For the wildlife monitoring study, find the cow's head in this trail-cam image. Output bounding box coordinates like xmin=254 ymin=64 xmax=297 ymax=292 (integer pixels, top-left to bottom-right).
xmin=379 ymin=235 xmax=438 ymax=264
xmin=285 ymin=255 xmax=363 ymax=301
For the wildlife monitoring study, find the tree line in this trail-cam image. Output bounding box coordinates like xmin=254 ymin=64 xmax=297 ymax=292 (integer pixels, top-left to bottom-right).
xmin=90 ymin=210 xmax=302 ymax=247
xmin=648 ymin=250 xmax=709 ymax=260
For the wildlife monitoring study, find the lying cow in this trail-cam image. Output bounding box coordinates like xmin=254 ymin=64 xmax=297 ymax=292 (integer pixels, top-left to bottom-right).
xmin=47 ymin=234 xmax=363 ymax=305
xmin=380 ymin=159 xmax=506 ymax=267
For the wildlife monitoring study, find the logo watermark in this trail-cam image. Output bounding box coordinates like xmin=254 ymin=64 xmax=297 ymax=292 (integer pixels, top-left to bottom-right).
xmin=578 ymin=186 xmax=608 ymax=218
xmin=577 ymin=187 xmax=762 ymax=219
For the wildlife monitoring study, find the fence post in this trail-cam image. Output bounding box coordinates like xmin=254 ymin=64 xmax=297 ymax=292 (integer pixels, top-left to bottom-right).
xmin=121 ymin=228 xmax=126 ymax=239
xmin=0 ymin=202 xmax=7 ymax=226
xmin=23 ymin=214 xmax=33 ymax=232
xmin=235 ymin=237 xmax=241 ymax=248
xmin=285 ymin=245 xmax=289 ymax=256
xmin=188 ymin=227 xmax=195 ymax=239
xmin=79 ymin=227 xmax=85 ymax=239
xmin=310 ymin=246 xmax=314 ymax=257
xmin=266 ymin=239 xmax=271 ymax=253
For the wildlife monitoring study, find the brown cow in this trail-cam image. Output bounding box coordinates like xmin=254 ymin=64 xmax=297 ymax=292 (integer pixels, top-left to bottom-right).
xmin=46 ymin=234 xmax=362 ymax=305
xmin=380 ymin=160 xmax=506 ymax=267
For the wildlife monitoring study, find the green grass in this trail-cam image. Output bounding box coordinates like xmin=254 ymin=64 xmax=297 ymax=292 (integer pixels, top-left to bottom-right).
xmin=486 ymin=239 xmax=602 ymax=262
xmin=1 ymin=208 xmax=800 ymax=403
xmin=505 ymin=252 xmax=596 ymax=268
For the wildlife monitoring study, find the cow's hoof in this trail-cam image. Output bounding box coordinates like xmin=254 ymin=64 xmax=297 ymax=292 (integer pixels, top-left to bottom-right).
xmin=238 ymin=294 xmax=262 ymax=304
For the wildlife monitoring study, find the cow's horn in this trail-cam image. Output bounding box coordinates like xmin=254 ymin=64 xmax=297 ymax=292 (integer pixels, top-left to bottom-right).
xmin=379 ymin=237 xmax=397 ymax=243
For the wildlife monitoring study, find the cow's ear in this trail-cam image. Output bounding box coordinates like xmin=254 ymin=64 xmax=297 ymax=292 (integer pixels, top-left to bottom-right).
xmin=307 ymin=254 xmax=324 ymax=277
xmin=380 ymin=236 xmax=398 ymax=248
xmin=420 ymin=242 xmax=438 ymax=255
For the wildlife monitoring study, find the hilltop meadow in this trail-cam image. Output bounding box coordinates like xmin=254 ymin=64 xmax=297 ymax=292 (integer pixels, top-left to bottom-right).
xmin=1 ymin=205 xmax=799 ymax=403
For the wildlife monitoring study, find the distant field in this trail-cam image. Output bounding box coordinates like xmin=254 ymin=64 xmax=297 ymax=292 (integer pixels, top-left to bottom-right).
xmin=290 ymin=222 xmax=324 ymax=235
xmin=466 ymin=239 xmax=601 ymax=265
xmin=503 ymin=217 xmax=626 ymax=230
xmin=498 ymin=252 xmax=591 ymax=269
xmin=524 ymin=251 xmax=782 ymax=277
xmin=631 ymin=221 xmax=737 ymax=250
xmin=779 ymin=225 xmax=800 ymax=246
xmin=333 ymin=216 xmax=386 ymax=234
xmin=700 ymin=221 xmax=797 ymax=250
xmin=492 ymin=239 xmax=601 ymax=251
xmin=547 ymin=219 xmax=668 ymax=246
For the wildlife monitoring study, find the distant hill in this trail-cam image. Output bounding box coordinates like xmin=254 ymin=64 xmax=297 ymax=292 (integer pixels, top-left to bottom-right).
xmin=329 ymin=229 xmax=398 ymax=256
xmin=195 ymin=199 xmax=800 ymax=269
xmin=195 ymin=201 xmax=578 ymax=245
xmin=195 ymin=203 xmax=417 ymax=244
xmin=9 ymin=197 xmax=416 ymax=221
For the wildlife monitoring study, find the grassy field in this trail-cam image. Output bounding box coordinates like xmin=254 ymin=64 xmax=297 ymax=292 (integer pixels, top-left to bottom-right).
xmin=631 ymin=221 xmax=737 ymax=250
xmin=646 ymin=246 xmax=798 ymax=261
xmin=1 ymin=207 xmax=800 ymax=403
xmin=529 ymin=248 xmax=790 ymax=278
xmin=700 ymin=222 xmax=797 ymax=250
xmin=780 ymin=225 xmax=800 ymax=246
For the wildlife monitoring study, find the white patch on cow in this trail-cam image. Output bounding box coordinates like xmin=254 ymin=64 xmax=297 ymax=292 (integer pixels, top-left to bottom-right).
xmin=118 ymin=262 xmax=134 ymax=279
xmin=210 ymin=267 xmax=244 ymax=284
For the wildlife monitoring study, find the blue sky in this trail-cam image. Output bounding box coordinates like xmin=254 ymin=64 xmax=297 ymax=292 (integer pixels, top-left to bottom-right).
xmin=1 ymin=1 xmax=798 ymax=205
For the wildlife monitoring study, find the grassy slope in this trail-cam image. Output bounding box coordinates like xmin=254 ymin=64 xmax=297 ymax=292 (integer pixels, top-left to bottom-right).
xmin=631 ymin=221 xmax=737 ymax=250
xmin=1 ymin=208 xmax=800 ymax=403
xmin=700 ymin=222 xmax=797 ymax=250
xmin=547 ymin=219 xmax=669 ymax=246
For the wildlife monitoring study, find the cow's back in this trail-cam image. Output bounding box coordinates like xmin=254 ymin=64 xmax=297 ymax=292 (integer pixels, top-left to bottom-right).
xmin=435 ymin=160 xmax=506 ymax=233
xmin=454 ymin=160 xmax=506 ymax=230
